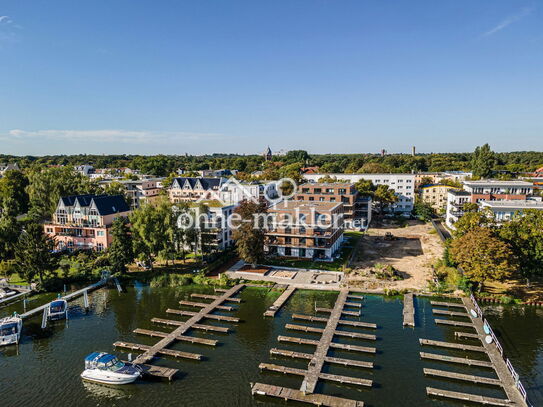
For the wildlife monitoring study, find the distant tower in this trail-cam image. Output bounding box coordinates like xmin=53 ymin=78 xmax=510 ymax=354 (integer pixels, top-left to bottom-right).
xmin=380 ymin=149 xmax=386 ymax=157
xmin=412 ymin=146 xmax=416 ymax=156
xmin=263 ymin=146 xmax=273 ymax=161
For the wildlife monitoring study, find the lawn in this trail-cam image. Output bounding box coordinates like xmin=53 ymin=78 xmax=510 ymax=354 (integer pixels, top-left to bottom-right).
xmin=264 ymin=231 xmax=363 ymax=272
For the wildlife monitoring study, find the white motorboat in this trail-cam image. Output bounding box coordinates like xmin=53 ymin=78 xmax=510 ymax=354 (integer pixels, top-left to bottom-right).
xmin=48 ymin=298 xmax=68 ymax=321
xmin=81 ymin=352 xmax=141 ymax=385
xmin=0 ymin=314 xmax=23 ymax=346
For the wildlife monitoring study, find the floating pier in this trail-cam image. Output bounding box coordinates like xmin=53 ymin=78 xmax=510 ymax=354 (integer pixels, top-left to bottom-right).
xmin=434 ymin=318 xmax=474 ymax=328
xmin=426 ymin=387 xmax=512 ymax=406
xmin=151 ymin=317 xmax=230 ymax=333
xmin=165 ymin=308 xmax=240 ymax=322
xmin=423 ymin=368 xmax=502 ymax=387
xmin=420 ymin=352 xmax=494 ymax=368
xmin=190 ymin=293 xmax=242 ymax=303
xmin=432 ymin=309 xmax=468 ymax=317
xmin=251 ymin=383 xmax=365 ymax=407
xmin=264 ymin=286 xmax=296 ymax=317
xmin=430 ymin=301 xmax=466 ymax=309
xmin=291 ymin=314 xmax=377 ymax=329
xmin=403 ymin=293 xmax=415 ymax=327
xmin=253 ymin=290 xmax=373 ymax=406
xmin=419 ymin=338 xmax=487 ymax=353
xmin=455 ymin=331 xmax=482 ymax=340
xmin=119 ymin=284 xmax=244 ymax=376
xmin=270 ymin=348 xmax=373 ymax=368
xmin=133 ymin=328 xmax=218 ymax=346
xmin=178 ymin=300 xmax=234 ymax=311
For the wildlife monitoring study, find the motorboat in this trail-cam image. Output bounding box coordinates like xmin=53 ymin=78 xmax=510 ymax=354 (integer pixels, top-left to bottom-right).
xmin=0 ymin=287 xmax=17 ymax=299
xmin=48 ymin=297 xmax=68 ymax=321
xmin=81 ymin=352 xmax=141 ymax=385
xmin=0 ymin=314 xmax=23 ymax=346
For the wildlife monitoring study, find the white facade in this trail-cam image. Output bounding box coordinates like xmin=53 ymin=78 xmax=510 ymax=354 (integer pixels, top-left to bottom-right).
xmin=445 ymin=190 xmax=471 ymax=229
xmin=480 ymin=199 xmax=543 ymax=223
xmin=462 ymin=180 xmax=534 ymax=196
xmin=302 ymin=173 xmax=415 ymax=213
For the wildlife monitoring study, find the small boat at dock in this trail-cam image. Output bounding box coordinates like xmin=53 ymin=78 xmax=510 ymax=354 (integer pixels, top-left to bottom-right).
xmin=48 ymin=297 xmax=68 ymax=321
xmin=0 ymin=314 xmax=23 ymax=346
xmin=81 ymin=352 xmax=141 ymax=385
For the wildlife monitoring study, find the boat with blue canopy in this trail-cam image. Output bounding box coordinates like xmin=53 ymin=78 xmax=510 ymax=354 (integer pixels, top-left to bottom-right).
xmin=81 ymin=352 xmax=141 ymax=385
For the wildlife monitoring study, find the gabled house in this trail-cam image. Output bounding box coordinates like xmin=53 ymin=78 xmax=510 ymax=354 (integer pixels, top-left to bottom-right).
xmin=44 ymin=194 xmax=131 ymax=251
xmin=168 ymin=177 xmax=226 ymax=203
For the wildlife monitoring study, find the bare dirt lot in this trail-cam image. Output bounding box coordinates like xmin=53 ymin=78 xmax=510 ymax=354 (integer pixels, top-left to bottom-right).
xmin=348 ymin=220 xmax=444 ymax=291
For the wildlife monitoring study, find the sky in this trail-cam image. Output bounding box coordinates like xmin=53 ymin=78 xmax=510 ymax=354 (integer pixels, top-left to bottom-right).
xmin=0 ymin=0 xmax=542 ymax=156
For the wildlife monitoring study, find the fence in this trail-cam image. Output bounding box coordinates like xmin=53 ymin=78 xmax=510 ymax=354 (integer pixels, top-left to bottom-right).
xmin=471 ymin=295 xmax=532 ymax=405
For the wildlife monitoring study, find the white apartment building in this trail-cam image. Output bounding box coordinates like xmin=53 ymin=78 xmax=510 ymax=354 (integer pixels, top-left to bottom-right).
xmin=302 ymin=173 xmax=415 ymax=213
xmin=479 ymin=199 xmax=543 ymax=223
xmin=445 ymin=190 xmax=471 ymax=229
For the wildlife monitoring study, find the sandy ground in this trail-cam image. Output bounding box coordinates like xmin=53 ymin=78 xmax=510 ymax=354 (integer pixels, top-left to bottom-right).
xmin=347 ymin=220 xmax=444 ymax=291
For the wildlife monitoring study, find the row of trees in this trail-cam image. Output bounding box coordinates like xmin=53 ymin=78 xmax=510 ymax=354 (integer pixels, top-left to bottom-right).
xmin=447 ymin=208 xmax=543 ymax=290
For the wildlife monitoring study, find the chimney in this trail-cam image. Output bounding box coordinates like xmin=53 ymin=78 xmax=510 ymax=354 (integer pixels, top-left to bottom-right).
xmin=412 ymin=146 xmax=416 ymax=156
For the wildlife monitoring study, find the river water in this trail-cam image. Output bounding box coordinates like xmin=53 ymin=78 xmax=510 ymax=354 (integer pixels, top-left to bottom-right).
xmin=0 ymin=284 xmax=541 ymax=406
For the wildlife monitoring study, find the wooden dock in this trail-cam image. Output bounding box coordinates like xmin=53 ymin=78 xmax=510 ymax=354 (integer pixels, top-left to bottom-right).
xmin=114 ymin=341 xmax=203 ymax=360
xmin=419 ymin=338 xmax=487 ymax=353
xmin=347 ymin=294 xmax=364 ymax=301
xmin=461 ymin=296 xmax=528 ymax=406
xmin=264 ymin=286 xmax=296 ymax=317
xmin=178 ymin=300 xmax=234 ymax=311
xmin=292 ymin=314 xmax=377 ymax=329
xmin=423 ymin=368 xmax=502 ymax=387
xmin=420 ymin=352 xmax=494 ymax=368
xmin=259 ymin=363 xmax=373 ymax=387
xmin=315 ymin=307 xmax=361 ymax=317
xmin=403 ymin=293 xmax=415 ymax=327
xmin=190 ymin=293 xmax=242 ymax=303
xmin=455 ymin=331 xmax=482 ymax=340
xmin=435 ymin=318 xmax=474 ymax=328
xmin=432 ymin=309 xmax=468 ymax=317
xmin=426 ymin=387 xmax=512 ymax=406
xmin=151 ymin=317 xmax=230 ymax=333
xmin=165 ymin=308 xmax=240 ymax=322
xmin=251 ymin=383 xmax=365 ymax=407
xmin=19 ymin=277 xmax=109 ymax=320
xmin=270 ymin=348 xmax=373 ymax=368
xmin=133 ymin=328 xmax=218 ymax=346
xmin=285 ymin=324 xmax=376 ymax=340
xmin=131 ymin=284 xmax=244 ymax=365
xmin=430 ymin=301 xmax=466 ymax=309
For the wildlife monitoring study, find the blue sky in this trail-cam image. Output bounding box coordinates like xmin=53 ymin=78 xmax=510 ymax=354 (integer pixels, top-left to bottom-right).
xmin=0 ymin=1 xmax=542 ymax=155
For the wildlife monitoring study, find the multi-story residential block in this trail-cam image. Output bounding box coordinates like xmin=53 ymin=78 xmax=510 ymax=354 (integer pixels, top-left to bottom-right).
xmin=44 ymin=194 xmax=131 ymax=251
xmin=294 ymin=182 xmax=371 ymax=229
xmin=445 ymin=179 xmax=536 ymax=229
xmin=480 ymin=199 xmax=543 ymax=223
xmin=302 ymin=173 xmax=415 ymax=213
xmin=265 ymin=200 xmax=344 ymax=261
xmin=178 ymin=201 xmax=236 ymax=252
xmin=169 ymin=177 xmax=225 ymax=203
xmin=100 ymin=178 xmax=164 ymax=209
xmin=419 ymin=184 xmax=461 ymax=211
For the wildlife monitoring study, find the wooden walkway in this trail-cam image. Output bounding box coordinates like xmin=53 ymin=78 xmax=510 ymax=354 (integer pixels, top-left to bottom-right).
xmin=419 ymin=338 xmax=487 ymax=353
xmin=151 ymin=317 xmax=230 ymax=333
xmin=403 ymin=293 xmax=415 ymax=327
xmin=423 ymin=368 xmax=502 ymax=387
xmin=251 ymin=383 xmax=364 ymax=407
xmin=259 ymin=363 xmax=372 ymax=387
xmin=285 ymin=324 xmax=376 ymax=340
xmin=434 ymin=318 xmax=474 ymax=328
xmin=270 ymin=348 xmax=373 ymax=369
xmin=178 ymin=300 xmax=234 ymax=311
xmin=430 ymin=301 xmax=466 ymax=309
xmin=432 ymin=309 xmax=468 ymax=317
xmin=420 ymin=352 xmax=494 ymax=368
xmin=461 ymin=296 xmax=527 ymax=406
xmin=427 ymin=387 xmax=512 ymax=406
xmin=131 ymin=284 xmax=244 ymax=365
xmin=264 ymin=286 xmax=296 ymax=317
xmin=133 ymin=328 xmax=218 ymax=346
xmin=292 ymin=314 xmax=377 ymax=329
xmin=19 ymin=277 xmax=108 ymax=319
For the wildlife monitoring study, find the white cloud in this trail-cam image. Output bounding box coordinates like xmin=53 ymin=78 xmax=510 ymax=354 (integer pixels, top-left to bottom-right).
xmin=3 ymin=129 xmax=223 ymax=144
xmin=0 ymin=16 xmax=10 ymax=24
xmin=483 ymin=6 xmax=535 ymax=37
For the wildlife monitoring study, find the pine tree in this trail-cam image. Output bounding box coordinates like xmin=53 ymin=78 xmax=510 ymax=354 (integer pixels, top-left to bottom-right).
xmin=471 ymin=143 xmax=497 ymax=178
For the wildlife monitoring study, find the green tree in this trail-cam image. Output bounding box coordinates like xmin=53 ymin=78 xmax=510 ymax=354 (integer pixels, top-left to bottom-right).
xmin=284 ymin=150 xmax=310 ymax=164
xmin=14 ymin=222 xmax=58 ymax=284
xmin=373 ymin=184 xmax=398 ymax=213
xmin=413 ymin=201 xmax=434 ymax=221
xmin=354 ymin=179 xmax=376 ymax=197
xmin=499 ymin=209 xmax=543 ymax=276
xmin=108 ymin=217 xmax=134 ymax=274
xmin=471 ymin=143 xmax=496 ymax=178
xmin=232 ymin=200 xmax=267 ymax=266
xmin=0 ymin=170 xmax=29 ymax=215
xmin=453 ymin=209 xmax=495 ymax=238
xmin=358 ymin=162 xmax=389 ymax=174
xmin=450 ymin=227 xmax=516 ymax=291
xmin=0 ymin=198 xmax=21 ymax=261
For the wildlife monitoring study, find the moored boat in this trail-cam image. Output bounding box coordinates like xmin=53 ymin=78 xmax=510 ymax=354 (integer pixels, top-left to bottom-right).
xmin=0 ymin=314 xmax=23 ymax=346
xmin=81 ymin=352 xmax=141 ymax=385
xmin=48 ymin=297 xmax=68 ymax=321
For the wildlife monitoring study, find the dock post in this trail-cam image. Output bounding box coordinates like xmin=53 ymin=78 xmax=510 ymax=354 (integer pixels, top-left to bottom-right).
xmin=41 ymin=307 xmax=48 ymax=329
xmin=83 ymin=289 xmax=89 ymax=310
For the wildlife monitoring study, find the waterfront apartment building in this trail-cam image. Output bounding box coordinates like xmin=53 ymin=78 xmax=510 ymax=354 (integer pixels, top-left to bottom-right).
xmin=99 ymin=178 xmax=163 ymax=210
xmin=293 ymin=182 xmax=372 ymax=229
xmin=445 ymin=180 xmax=536 ymax=229
xmin=265 ymin=200 xmax=344 ymax=261
xmin=480 ymin=199 xmax=543 ymax=223
xmin=169 ymin=177 xmax=226 ymax=203
xmin=302 ymin=173 xmax=415 ymax=213
xmin=419 ymin=184 xmax=462 ymax=211
xmin=44 ymin=194 xmax=131 ymax=251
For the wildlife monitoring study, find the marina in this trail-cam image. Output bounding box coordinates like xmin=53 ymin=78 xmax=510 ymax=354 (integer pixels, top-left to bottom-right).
xmin=0 ymin=284 xmax=539 ymax=406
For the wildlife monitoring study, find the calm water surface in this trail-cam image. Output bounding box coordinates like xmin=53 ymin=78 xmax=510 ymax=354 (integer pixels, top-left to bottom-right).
xmin=1 ymin=284 xmax=541 ymax=406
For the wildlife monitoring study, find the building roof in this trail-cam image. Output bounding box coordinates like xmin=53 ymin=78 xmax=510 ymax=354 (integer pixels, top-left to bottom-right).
xmin=269 ymin=200 xmax=341 ymax=212
xmin=448 ymin=190 xmax=471 ymax=196
xmin=299 ymin=182 xmax=354 ymax=188
xmin=59 ymin=194 xmax=129 ymax=215
xmin=420 ymin=184 xmax=461 ymax=190
xmin=480 ymin=200 xmax=543 ymax=210
xmin=463 ymin=179 xmax=534 ymax=187
xmin=172 ymin=177 xmax=224 ymax=190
